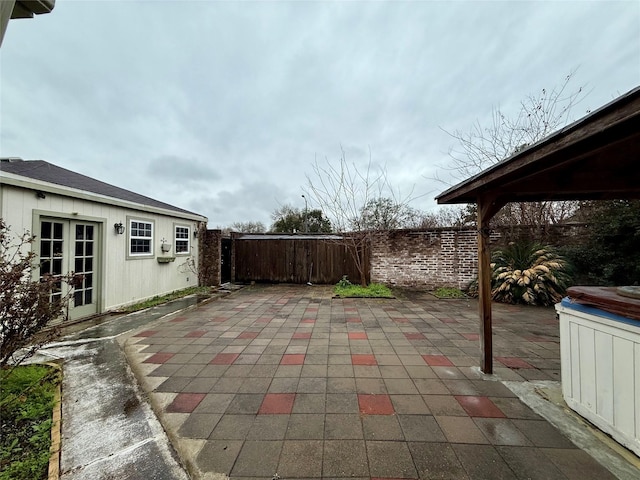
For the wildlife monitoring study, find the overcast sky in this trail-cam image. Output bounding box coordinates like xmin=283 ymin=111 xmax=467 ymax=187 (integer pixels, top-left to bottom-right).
xmin=1 ymin=1 xmax=638 ymax=228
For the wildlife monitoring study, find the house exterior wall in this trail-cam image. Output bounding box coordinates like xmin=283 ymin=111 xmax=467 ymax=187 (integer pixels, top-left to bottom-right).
xmin=370 ymin=228 xmax=488 ymax=290
xmin=1 ymin=181 xmax=204 ymax=316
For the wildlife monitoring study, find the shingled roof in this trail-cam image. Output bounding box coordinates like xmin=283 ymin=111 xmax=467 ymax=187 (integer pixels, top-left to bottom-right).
xmin=1 ymin=159 xmax=203 ymax=217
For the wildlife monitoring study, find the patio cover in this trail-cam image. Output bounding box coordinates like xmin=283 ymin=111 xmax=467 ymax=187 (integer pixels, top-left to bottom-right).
xmin=436 ymin=85 xmax=640 ymax=374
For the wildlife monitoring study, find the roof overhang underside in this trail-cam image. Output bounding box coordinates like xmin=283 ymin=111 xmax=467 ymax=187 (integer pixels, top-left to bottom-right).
xmin=436 ymin=86 xmax=640 ymax=205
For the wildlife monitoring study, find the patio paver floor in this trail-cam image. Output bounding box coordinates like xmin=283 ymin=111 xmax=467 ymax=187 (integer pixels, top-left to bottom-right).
xmin=126 ymin=285 xmax=623 ymax=479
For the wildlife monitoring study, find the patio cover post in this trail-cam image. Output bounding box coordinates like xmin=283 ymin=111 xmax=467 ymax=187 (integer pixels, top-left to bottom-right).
xmin=477 ymin=195 xmax=505 ymax=374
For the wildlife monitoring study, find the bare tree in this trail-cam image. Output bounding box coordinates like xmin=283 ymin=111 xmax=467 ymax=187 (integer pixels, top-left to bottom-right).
xmin=226 ymin=221 xmax=267 ymax=234
xmin=305 ymin=147 xmax=418 ymax=286
xmin=441 ymin=72 xmax=588 ymax=228
xmin=0 ymin=220 xmax=77 ymax=371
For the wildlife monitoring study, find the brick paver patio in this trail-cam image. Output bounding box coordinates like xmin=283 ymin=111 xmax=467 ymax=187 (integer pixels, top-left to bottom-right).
xmin=126 ymin=285 xmax=619 ymax=479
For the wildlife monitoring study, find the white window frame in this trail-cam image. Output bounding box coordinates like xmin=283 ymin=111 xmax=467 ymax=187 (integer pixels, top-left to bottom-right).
xmin=127 ymin=217 xmax=154 ymax=258
xmin=174 ymin=224 xmax=191 ymax=255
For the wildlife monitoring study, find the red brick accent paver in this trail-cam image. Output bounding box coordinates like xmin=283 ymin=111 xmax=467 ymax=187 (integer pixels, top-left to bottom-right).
xmin=496 ymin=357 xmax=535 ymax=369
xmin=281 ymin=354 xmax=305 ymax=365
xmin=422 ymin=355 xmax=454 ymax=367
xmin=237 ymin=332 xmax=258 ymax=339
xmin=358 ymin=394 xmax=395 ymax=415
xmin=455 ymin=395 xmax=506 ymax=418
xmin=212 ymin=316 xmax=228 ymax=322
xmin=352 ymin=354 xmax=377 ymax=365
xmin=210 ymin=353 xmax=239 ymax=365
xmin=301 ymin=319 xmax=315 ymax=324
xmin=461 ymin=333 xmax=479 ymax=341
xmin=392 ymin=317 xmax=410 ymax=323
xmin=166 ymin=393 xmax=206 ymax=413
xmin=143 ymin=352 xmax=174 ymax=364
xmin=135 ymin=330 xmax=157 ymax=337
xmin=348 ymin=332 xmax=368 ymax=340
xmin=292 ymin=332 xmax=312 ymax=339
xmin=346 ymin=317 xmax=362 ymax=323
xmin=259 ymin=393 xmax=296 ymax=414
xmin=404 ymin=332 xmax=426 ymax=340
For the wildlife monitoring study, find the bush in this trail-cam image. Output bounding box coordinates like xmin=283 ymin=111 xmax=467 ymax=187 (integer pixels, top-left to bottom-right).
xmin=490 ymin=241 xmax=571 ymax=306
xmin=0 ymin=220 xmax=76 ymax=370
xmin=468 ymin=241 xmax=572 ymax=306
xmin=561 ymin=200 xmax=640 ymax=286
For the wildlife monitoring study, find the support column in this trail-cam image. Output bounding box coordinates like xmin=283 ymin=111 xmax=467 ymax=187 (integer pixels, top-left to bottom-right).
xmin=477 ymin=195 xmax=505 ymax=374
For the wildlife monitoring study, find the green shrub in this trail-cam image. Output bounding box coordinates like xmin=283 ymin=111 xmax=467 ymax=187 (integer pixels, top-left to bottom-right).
xmin=489 ymin=241 xmax=571 ymax=306
xmin=336 ymin=275 xmax=353 ymax=289
xmin=562 ymin=200 xmax=640 ymax=286
xmin=334 ymin=280 xmax=392 ymax=298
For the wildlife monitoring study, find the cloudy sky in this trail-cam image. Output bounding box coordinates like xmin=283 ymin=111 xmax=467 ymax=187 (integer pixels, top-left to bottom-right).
xmin=1 ymin=1 xmax=638 ymax=228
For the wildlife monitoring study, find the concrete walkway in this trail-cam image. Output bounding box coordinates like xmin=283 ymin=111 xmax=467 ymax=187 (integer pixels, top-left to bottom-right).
xmin=33 ymin=298 xmax=209 ymax=479
xmin=123 ymin=284 xmax=639 ymax=479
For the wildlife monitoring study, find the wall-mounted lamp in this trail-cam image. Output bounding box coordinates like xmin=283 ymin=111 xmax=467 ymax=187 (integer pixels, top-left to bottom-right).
xmin=114 ymin=222 xmax=125 ymax=235
xmin=36 ymin=190 xmax=46 ymax=199
xmin=193 ymin=229 xmax=198 ymax=238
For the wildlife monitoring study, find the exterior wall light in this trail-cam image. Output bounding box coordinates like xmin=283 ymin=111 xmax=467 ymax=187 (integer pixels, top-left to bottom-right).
xmin=114 ymin=222 xmax=125 ymax=234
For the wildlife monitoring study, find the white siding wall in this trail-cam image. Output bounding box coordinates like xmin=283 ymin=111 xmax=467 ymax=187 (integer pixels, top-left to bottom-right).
xmin=1 ymin=183 xmax=201 ymax=313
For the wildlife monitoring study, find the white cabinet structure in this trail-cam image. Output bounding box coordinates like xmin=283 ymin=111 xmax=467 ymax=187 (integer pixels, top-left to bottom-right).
xmin=557 ymin=298 xmax=640 ymax=457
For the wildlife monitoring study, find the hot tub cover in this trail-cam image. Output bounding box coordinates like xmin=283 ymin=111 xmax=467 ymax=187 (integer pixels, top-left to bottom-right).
xmin=566 ymin=286 xmax=640 ymax=322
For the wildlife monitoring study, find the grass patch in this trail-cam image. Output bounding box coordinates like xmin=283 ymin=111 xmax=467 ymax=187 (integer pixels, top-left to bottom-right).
xmin=433 ymin=287 xmax=466 ymax=299
xmin=334 ymin=277 xmax=393 ymax=298
xmin=0 ymin=364 xmax=61 ymax=480
xmin=123 ymin=286 xmax=212 ymax=312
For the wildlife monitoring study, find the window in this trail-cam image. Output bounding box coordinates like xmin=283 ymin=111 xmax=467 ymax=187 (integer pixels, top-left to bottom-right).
xmin=175 ymin=225 xmax=190 ymax=254
xmin=129 ymin=219 xmax=153 ymax=256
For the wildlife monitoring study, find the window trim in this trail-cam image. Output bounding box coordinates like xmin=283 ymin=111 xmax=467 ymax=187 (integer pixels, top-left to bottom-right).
xmin=127 ymin=216 xmax=155 ymax=259
xmin=174 ymin=223 xmax=191 ymax=256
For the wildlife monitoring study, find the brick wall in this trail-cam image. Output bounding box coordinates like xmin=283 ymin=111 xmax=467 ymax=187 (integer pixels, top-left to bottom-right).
xmin=199 ymin=229 xmax=222 ymax=286
xmin=369 ymin=224 xmax=584 ymax=291
xmin=370 ymin=228 xmax=487 ymax=290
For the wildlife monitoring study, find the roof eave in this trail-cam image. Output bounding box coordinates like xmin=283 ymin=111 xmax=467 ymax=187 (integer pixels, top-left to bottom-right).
xmin=435 ymin=85 xmax=640 ymax=205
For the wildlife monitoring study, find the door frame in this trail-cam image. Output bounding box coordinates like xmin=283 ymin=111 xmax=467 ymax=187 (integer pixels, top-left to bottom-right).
xmin=32 ymin=210 xmax=106 ymax=320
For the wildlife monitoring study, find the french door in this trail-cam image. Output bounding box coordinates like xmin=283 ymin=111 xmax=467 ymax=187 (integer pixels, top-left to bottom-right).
xmin=39 ymin=219 xmax=100 ymax=321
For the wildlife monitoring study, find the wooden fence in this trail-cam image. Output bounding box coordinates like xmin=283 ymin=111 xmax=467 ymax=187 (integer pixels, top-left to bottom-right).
xmin=232 ymin=234 xmax=369 ymax=285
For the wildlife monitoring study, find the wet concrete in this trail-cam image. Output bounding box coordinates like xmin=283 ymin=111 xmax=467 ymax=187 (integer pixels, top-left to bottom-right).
xmin=62 ymin=295 xmax=212 ymax=341
xmin=33 ymin=298 xmax=206 ymax=480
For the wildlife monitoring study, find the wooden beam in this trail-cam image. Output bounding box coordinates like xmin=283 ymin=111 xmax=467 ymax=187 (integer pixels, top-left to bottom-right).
xmin=477 ymin=195 xmax=506 ymax=374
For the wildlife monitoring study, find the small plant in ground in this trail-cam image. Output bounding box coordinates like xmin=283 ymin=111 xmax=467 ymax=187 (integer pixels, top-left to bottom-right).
xmin=488 ymin=241 xmax=572 ymax=306
xmin=334 ymin=279 xmax=393 ymax=298
xmin=433 ymin=287 xmax=466 ymax=299
xmin=0 ymin=220 xmax=77 ymax=370
xmin=0 ymin=364 xmax=61 ymax=480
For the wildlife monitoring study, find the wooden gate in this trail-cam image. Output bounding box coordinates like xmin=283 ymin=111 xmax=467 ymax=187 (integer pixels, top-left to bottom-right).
xmin=232 ymin=234 xmax=368 ymax=284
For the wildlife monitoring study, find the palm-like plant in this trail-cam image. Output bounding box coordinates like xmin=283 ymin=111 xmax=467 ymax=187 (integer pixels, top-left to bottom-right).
xmin=490 ymin=241 xmax=572 ymax=306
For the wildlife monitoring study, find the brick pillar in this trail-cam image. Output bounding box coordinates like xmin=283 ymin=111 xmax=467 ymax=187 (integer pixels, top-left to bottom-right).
xmin=199 ymin=229 xmax=221 ymax=286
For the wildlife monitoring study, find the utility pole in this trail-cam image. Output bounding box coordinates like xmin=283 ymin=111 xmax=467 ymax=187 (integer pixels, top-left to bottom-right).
xmin=301 ymin=194 xmax=308 ymax=233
